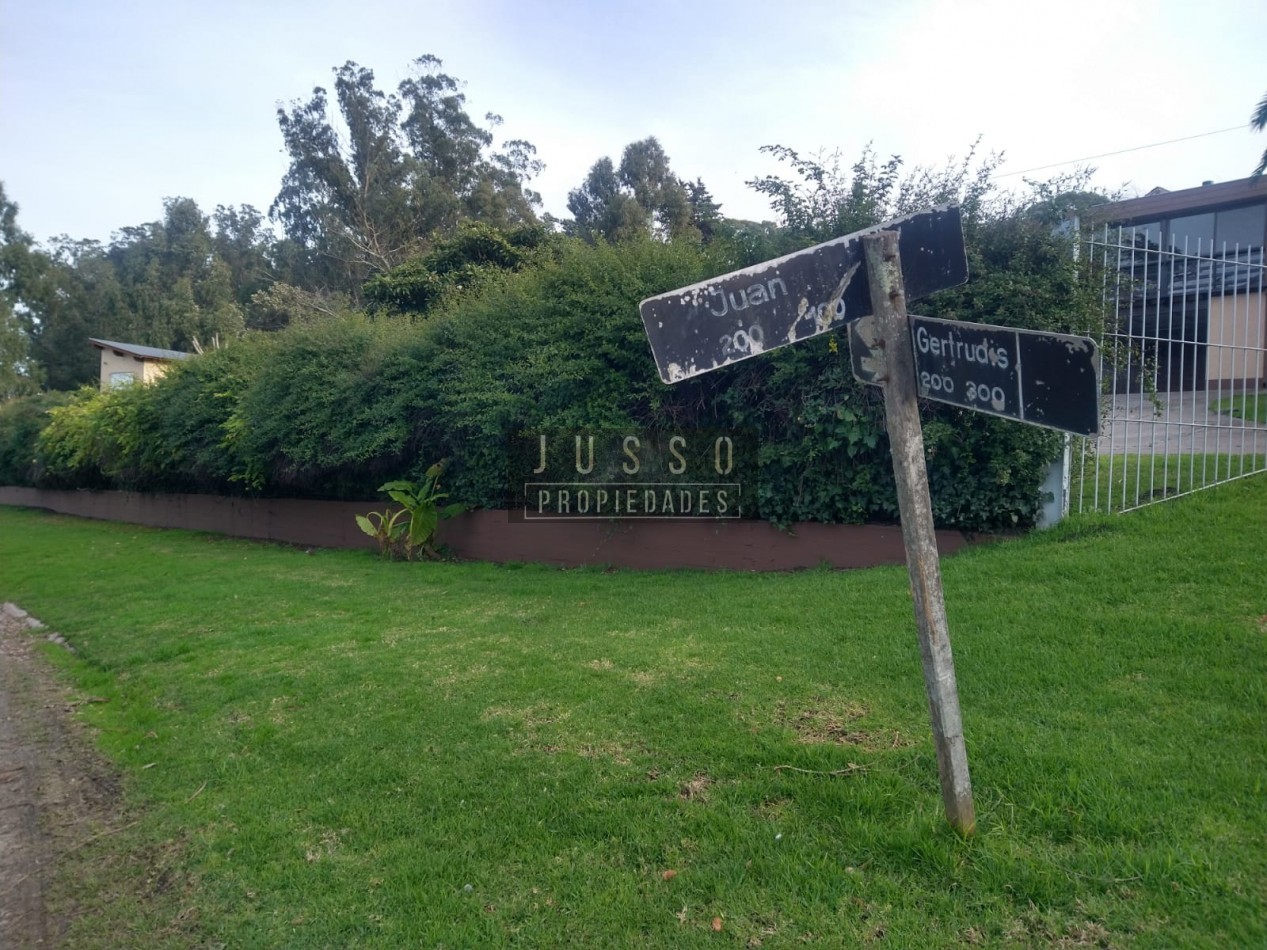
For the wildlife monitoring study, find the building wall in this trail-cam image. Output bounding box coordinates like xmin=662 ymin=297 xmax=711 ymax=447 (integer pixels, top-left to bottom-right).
xmin=140 ymin=359 xmax=172 ymax=384
xmin=1207 ymin=291 xmax=1266 ymax=386
xmin=97 ymin=350 xmax=172 ymax=389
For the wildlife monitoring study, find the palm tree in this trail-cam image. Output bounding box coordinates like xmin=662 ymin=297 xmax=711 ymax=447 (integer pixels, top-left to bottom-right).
xmin=1253 ymin=90 xmax=1267 ymax=179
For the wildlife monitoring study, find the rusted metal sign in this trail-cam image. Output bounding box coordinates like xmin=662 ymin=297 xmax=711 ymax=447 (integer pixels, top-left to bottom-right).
xmin=638 ymin=207 xmax=967 ymax=383
xmin=850 ymin=314 xmax=1100 ymax=436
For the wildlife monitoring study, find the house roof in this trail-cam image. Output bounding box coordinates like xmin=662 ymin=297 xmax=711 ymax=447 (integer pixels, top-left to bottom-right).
xmin=89 ymin=338 xmax=192 ymax=361
xmin=1088 ymin=176 xmax=1267 ymax=225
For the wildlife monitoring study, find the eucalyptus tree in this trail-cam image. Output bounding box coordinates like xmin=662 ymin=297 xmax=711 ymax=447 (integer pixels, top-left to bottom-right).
xmin=566 ymin=137 xmax=697 ymax=243
xmin=104 ymin=198 xmax=244 ymax=352
xmin=271 ymin=55 xmax=543 ymax=298
xmin=0 ymin=184 xmax=44 ymax=396
xmin=212 ymin=204 xmax=276 ymax=309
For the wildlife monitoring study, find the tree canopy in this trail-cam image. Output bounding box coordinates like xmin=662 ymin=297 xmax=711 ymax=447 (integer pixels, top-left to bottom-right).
xmin=271 ymin=56 xmax=544 ymax=295
xmin=0 ymin=184 xmax=46 ymax=398
xmin=565 ymin=137 xmax=699 ymax=243
xmin=1 ymin=50 xmax=1121 ymax=415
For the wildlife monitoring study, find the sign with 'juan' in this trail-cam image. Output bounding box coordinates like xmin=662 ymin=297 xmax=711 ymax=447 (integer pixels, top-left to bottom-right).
xmin=638 ymin=207 xmax=967 ymax=383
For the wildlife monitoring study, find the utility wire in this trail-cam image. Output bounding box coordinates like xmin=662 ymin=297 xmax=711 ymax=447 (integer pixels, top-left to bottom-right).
xmin=995 ymin=125 xmax=1245 ymax=178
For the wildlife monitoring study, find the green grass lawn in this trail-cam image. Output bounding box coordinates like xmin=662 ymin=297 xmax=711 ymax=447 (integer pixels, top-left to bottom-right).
xmin=1 ymin=480 xmax=1265 ymax=947
xmin=1213 ymin=393 xmax=1267 ymax=424
xmin=1071 ymin=452 xmax=1267 ymax=513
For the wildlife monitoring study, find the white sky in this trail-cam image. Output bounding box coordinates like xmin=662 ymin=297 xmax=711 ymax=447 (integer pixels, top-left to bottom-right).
xmin=2 ymin=0 xmax=1264 ymax=247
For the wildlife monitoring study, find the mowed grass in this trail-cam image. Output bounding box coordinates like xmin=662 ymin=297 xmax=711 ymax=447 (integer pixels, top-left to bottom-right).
xmin=1 ymin=481 xmax=1265 ymax=948
xmin=1071 ymin=452 xmax=1267 ymax=513
xmin=1213 ymin=393 xmax=1267 ymax=424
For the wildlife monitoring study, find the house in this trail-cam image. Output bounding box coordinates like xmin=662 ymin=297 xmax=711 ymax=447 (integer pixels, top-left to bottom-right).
xmin=89 ymin=338 xmax=192 ymax=391
xmin=1087 ymin=177 xmax=1266 ymax=391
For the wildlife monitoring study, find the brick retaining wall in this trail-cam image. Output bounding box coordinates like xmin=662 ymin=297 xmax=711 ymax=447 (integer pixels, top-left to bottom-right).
xmin=0 ymin=487 xmax=979 ymax=571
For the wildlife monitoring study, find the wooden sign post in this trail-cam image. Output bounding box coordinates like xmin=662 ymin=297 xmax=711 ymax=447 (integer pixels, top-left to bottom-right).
xmin=640 ymin=209 xmax=1099 ymax=836
xmin=861 ymin=230 xmax=976 ymax=836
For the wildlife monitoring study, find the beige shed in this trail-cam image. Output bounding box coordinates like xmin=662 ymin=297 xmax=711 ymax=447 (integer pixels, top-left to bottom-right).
xmin=89 ymin=338 xmax=192 ymax=390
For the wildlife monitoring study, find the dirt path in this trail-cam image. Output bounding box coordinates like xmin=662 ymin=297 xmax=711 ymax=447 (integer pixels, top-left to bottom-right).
xmin=0 ymin=603 xmax=125 ymax=948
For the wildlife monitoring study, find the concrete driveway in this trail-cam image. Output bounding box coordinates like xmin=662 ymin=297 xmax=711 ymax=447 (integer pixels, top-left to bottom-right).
xmin=1096 ymin=391 xmax=1267 ymax=456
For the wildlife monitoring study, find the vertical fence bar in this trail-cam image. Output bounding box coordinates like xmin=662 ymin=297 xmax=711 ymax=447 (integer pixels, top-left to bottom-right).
xmin=1082 ymin=219 xmax=1265 ymax=517
xmin=1255 ymin=244 xmax=1262 ymax=468
xmin=1187 ymin=235 xmax=1201 ymax=493
xmin=1144 ymin=226 xmax=1164 ymax=503
xmin=1165 ymin=228 xmax=1180 ymax=498
xmin=1174 ymin=234 xmax=1190 ymax=497
xmin=1206 ymin=238 xmax=1216 ymax=491
xmin=1231 ymin=241 xmax=1244 ymax=479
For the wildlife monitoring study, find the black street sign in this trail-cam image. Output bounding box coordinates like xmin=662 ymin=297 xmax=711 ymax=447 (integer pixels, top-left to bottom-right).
xmin=638 ymin=207 xmax=967 ymax=383
xmin=851 ymin=314 xmax=1101 ymax=436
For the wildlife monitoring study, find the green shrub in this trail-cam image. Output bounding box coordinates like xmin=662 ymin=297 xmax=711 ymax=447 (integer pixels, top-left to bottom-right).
xmin=409 ymin=236 xmax=715 ymax=506
xmin=11 ymin=211 xmax=1094 ymax=532
xmin=36 ymin=382 xmax=177 ymax=491
xmin=230 ymin=317 xmax=415 ymax=497
xmin=142 ymin=338 xmax=275 ymax=493
xmin=33 ymin=387 xmax=118 ymax=489
xmin=357 ymin=466 xmax=465 ymax=560
xmin=363 ymin=222 xmax=553 ymax=317
xmin=0 ymin=392 xmax=74 ymax=486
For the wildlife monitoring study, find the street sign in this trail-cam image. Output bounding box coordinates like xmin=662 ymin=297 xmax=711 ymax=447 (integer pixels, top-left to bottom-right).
xmin=850 ymin=315 xmax=1100 ymax=436
xmin=638 ymin=207 xmax=967 ymax=383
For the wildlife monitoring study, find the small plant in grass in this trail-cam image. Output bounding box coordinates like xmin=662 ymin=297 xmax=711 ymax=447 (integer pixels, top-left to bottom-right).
xmin=356 ymin=462 xmax=465 ymax=560
xmin=355 ymin=506 xmax=409 ymax=558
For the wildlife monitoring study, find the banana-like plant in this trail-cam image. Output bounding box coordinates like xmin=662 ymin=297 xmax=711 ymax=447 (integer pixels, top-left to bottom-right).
xmin=357 ymin=462 xmax=464 ymax=560
xmin=354 ymin=506 xmax=408 ymax=558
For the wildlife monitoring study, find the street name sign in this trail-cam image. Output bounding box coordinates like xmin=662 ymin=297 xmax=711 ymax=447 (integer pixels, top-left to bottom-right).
xmin=638 ymin=207 xmax=967 ymax=383
xmin=850 ymin=314 xmax=1100 ymax=437
xmin=634 ymin=215 xmax=990 ymax=836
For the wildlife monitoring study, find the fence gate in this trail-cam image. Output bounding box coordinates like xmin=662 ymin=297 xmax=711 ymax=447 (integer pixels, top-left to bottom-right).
xmin=1071 ymin=225 xmax=1267 ymax=515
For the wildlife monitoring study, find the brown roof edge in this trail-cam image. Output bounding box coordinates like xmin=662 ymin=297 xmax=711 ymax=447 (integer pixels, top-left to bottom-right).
xmin=1087 ymin=176 xmax=1267 ymax=225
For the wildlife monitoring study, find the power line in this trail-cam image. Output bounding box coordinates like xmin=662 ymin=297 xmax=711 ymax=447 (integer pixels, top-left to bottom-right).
xmin=995 ymin=125 xmax=1245 ymax=179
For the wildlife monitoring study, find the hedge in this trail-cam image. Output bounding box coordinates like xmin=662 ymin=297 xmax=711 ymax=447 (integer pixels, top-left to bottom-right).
xmin=1 ymin=220 xmax=1092 ymax=531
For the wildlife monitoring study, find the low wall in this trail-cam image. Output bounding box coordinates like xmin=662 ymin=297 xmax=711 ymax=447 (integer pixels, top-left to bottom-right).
xmin=0 ymin=487 xmax=979 ymax=571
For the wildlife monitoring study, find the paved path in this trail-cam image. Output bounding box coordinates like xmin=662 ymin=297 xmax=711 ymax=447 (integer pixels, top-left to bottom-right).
xmin=1096 ymin=391 xmax=1267 ymax=456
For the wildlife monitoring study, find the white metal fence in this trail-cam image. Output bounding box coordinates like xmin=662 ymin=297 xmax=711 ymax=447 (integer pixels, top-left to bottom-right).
xmin=1072 ymin=226 xmax=1267 ymax=514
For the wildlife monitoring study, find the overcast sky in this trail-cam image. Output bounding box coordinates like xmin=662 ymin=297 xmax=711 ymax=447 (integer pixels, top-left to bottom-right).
xmin=2 ymin=0 xmax=1264 ymax=247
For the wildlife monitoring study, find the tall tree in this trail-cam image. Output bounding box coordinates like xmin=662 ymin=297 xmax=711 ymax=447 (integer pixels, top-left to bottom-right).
xmin=105 ymin=198 xmax=245 ymax=351
xmin=0 ymin=295 xmax=31 ymax=400
xmin=0 ymin=184 xmax=43 ymax=397
xmin=683 ymin=178 xmax=724 ymax=242
xmin=566 ymin=157 xmax=642 ymax=241
xmin=0 ymin=186 xmax=34 ymax=397
xmin=28 ymin=238 xmax=125 ymax=390
xmin=212 ymin=204 xmax=276 ymax=309
xmin=566 ymin=138 xmax=697 ymax=243
xmin=271 ymin=56 xmax=543 ymax=298
xmin=23 ymin=200 xmax=249 ymax=390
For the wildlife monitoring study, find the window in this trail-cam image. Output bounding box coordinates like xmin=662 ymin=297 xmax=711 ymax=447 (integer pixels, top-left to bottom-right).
xmin=1124 ymin=221 xmax=1162 ymax=249
xmin=109 ymin=372 xmax=136 ymax=389
xmin=1168 ymin=213 xmax=1215 ymax=251
xmin=1215 ymin=204 xmax=1265 ymax=251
